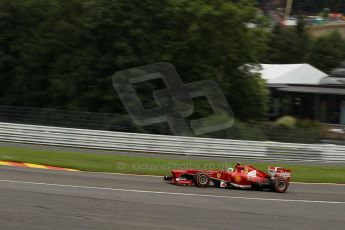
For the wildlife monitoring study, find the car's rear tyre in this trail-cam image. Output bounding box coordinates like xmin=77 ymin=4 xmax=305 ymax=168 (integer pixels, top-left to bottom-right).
xmin=271 ymin=177 xmax=288 ymax=193
xmin=194 ymin=172 xmax=210 ymax=188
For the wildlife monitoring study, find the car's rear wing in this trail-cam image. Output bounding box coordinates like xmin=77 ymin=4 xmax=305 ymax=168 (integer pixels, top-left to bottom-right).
xmin=268 ymin=166 xmax=291 ymax=181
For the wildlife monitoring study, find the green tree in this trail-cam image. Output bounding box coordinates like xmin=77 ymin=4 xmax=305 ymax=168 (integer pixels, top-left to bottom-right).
xmin=0 ymin=0 xmax=56 ymax=105
xmin=0 ymin=0 xmax=269 ymax=123
xmin=265 ymin=18 xmax=311 ymax=64
xmin=307 ymin=31 xmax=345 ymax=72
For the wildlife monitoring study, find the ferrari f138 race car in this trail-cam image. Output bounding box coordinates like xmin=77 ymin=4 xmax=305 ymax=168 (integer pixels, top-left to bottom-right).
xmin=164 ymin=163 xmax=291 ymax=193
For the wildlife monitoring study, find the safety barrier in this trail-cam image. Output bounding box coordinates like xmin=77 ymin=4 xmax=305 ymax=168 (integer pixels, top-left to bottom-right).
xmin=0 ymin=122 xmax=344 ymax=162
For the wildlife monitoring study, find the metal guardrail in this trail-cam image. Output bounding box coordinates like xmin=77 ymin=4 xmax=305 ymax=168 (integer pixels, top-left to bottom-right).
xmin=0 ymin=105 xmax=322 ymax=144
xmin=0 ymin=122 xmax=344 ymax=162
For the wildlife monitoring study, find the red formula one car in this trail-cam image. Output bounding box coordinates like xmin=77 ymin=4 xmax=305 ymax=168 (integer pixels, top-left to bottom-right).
xmin=164 ymin=163 xmax=291 ymax=193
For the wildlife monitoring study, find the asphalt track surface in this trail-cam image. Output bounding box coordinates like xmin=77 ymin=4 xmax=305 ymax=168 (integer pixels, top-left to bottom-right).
xmin=1 ymin=166 xmax=345 ymax=230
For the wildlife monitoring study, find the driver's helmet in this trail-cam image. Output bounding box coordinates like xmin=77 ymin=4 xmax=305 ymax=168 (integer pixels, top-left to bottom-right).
xmin=226 ymin=167 xmax=234 ymax=172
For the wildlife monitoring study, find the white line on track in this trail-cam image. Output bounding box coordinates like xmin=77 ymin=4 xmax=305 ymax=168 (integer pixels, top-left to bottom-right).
xmin=0 ymin=179 xmax=344 ymax=204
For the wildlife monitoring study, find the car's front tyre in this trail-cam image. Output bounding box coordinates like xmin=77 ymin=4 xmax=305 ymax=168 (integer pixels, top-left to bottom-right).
xmin=194 ymin=172 xmax=210 ymax=188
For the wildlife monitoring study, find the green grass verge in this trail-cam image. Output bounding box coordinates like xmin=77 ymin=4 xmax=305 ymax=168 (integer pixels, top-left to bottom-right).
xmin=0 ymin=146 xmax=344 ymax=183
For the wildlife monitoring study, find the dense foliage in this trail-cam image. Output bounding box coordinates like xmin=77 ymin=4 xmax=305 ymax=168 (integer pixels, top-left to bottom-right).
xmin=308 ymin=31 xmax=345 ymax=72
xmin=265 ymin=18 xmax=345 ymax=72
xmin=0 ymin=0 xmax=269 ymax=121
xmin=1 ymin=0 xmax=345 ymax=132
